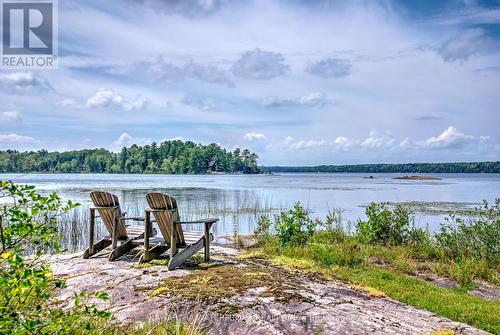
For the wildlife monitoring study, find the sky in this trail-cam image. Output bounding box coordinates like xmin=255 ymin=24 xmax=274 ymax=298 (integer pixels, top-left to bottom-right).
xmin=1 ymin=0 xmax=500 ymax=165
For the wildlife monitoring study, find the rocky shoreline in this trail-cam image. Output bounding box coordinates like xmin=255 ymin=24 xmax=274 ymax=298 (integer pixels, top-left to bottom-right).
xmin=49 ymin=246 xmax=491 ymax=335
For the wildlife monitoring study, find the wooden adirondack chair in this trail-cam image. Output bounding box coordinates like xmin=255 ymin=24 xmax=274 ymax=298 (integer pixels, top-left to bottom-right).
xmin=83 ymin=191 xmax=156 ymax=261
xmin=141 ymin=192 xmax=218 ymax=270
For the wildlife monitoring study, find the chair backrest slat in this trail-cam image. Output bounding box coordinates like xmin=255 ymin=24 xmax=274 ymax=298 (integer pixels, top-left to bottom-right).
xmin=146 ymin=192 xmax=185 ymax=245
xmin=90 ymin=191 xmax=128 ymax=239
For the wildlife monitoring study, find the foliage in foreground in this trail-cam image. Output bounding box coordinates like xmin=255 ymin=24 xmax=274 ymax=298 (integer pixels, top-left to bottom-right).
xmin=101 ymin=319 xmax=205 ymax=335
xmin=0 ymin=181 xmax=206 ymax=335
xmin=253 ymin=200 xmax=500 ymax=333
xmin=0 ymin=181 xmax=111 ymax=334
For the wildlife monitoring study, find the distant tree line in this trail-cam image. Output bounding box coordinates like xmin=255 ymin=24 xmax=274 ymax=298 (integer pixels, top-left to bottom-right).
xmin=0 ymin=140 xmax=260 ymax=174
xmin=263 ymin=162 xmax=500 ymax=174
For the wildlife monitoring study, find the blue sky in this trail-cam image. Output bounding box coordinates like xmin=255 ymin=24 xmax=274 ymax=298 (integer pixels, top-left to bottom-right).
xmin=1 ymin=0 xmax=499 ymax=165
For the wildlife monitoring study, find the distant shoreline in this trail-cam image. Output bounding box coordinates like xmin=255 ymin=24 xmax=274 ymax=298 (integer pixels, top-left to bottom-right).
xmin=1 ymin=159 xmax=499 ymax=175
xmin=262 ymin=162 xmax=500 ymax=174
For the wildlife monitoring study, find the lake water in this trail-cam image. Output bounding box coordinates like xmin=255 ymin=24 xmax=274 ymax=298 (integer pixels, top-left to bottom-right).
xmin=2 ymin=173 xmax=499 ymax=251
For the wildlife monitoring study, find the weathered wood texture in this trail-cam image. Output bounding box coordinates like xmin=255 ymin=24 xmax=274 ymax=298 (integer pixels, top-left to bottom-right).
xmin=90 ymin=191 xmax=128 ymax=238
xmin=167 ymin=236 xmax=205 ymax=270
xmin=146 ymin=192 xmax=185 ymax=244
xmin=143 ymin=192 xmax=218 ymax=269
xmin=82 ymin=238 xmax=112 ymax=259
xmin=138 ymin=244 xmax=170 ymax=263
xmin=84 ymin=191 xmax=153 ymax=261
xmin=108 ymin=235 xmax=143 ymax=261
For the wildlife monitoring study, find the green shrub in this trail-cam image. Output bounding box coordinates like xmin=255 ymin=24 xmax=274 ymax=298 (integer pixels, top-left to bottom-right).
xmin=254 ymin=215 xmax=272 ymax=239
xmin=307 ymin=242 xmax=367 ymax=267
xmin=0 ymin=181 xmax=111 ymax=335
xmin=405 ymin=227 xmax=440 ymax=260
xmin=435 ymin=199 xmax=500 ymax=266
xmin=310 ymin=229 xmax=347 ymax=244
xmin=275 ymin=202 xmax=317 ymax=246
xmin=356 ymin=202 xmax=413 ymax=245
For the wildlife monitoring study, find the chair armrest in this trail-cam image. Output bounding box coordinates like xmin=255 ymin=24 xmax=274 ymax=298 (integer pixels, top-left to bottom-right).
xmin=119 ymin=216 xmax=145 ymax=221
xmin=145 ymin=207 xmax=177 ymax=213
xmin=174 ymin=218 xmax=218 ymax=225
xmin=90 ymin=205 xmax=119 ymax=210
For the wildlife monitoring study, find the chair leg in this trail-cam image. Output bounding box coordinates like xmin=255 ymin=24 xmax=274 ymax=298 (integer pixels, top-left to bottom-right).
xmin=83 ymin=238 xmax=112 ymax=259
xmin=144 ymin=211 xmax=151 ymax=262
xmin=168 ymin=237 xmax=205 ymax=270
xmin=170 ymin=220 xmax=177 ymax=258
xmin=204 ymin=222 xmax=211 ymax=261
xmin=139 ymin=244 xmax=170 ymax=263
xmin=88 ymin=208 xmax=95 ymax=255
xmin=112 ymin=209 xmax=119 ymax=249
xmin=108 ymin=239 xmax=139 ymax=261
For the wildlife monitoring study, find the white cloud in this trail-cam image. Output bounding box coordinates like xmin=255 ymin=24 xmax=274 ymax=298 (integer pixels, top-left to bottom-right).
xmin=438 ymin=28 xmax=491 ymax=62
xmin=0 ymin=111 xmax=22 ymax=122
xmin=181 ymin=94 xmax=217 ymax=111
xmin=361 ymin=130 xmax=395 ymax=148
xmin=183 ymin=62 xmax=234 ymax=87
xmin=306 ymin=58 xmax=352 ymax=78
xmin=232 ymin=48 xmax=289 ymax=80
xmin=1 ymin=1 xmax=497 ymax=164
xmin=244 ymin=132 xmax=266 ymax=141
xmin=284 ymin=136 xmax=294 ymax=145
xmin=293 ymin=139 xmax=328 ymax=149
xmin=333 ymin=136 xmax=359 ymax=149
xmin=479 ymin=136 xmax=490 ymax=143
xmin=297 ymin=92 xmax=328 ymax=106
xmin=277 ymin=127 xmax=496 ymax=165
xmin=423 ymin=126 xmax=474 ymax=149
xmin=142 ymin=57 xmax=234 ymax=87
xmin=269 ymin=127 xmax=499 ymax=165
xmin=86 ymin=88 xmax=148 ymax=111
xmin=262 ymin=92 xmax=328 ymax=108
xmin=431 ymin=7 xmax=500 ymax=26
xmin=128 ymin=0 xmax=222 ymax=17
xmin=56 ymin=98 xmax=82 ymax=109
xmin=0 ymin=133 xmax=40 ymax=149
xmin=111 ymin=133 xmax=152 ymax=148
xmin=399 ymin=137 xmax=414 ymax=149
xmin=288 ymin=135 xmax=360 ymax=151
xmin=333 ymin=136 xmax=349 ymax=146
xmin=0 ymin=72 xmax=53 ymax=94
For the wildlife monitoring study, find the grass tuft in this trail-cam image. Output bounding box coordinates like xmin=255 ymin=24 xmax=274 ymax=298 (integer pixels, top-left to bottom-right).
xmin=351 ymin=285 xmax=385 ymax=298
xmin=429 ymin=329 xmax=455 ymax=335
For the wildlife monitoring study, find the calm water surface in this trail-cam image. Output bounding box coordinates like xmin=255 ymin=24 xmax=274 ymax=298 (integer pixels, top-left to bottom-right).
xmin=2 ymin=173 xmax=499 ymax=251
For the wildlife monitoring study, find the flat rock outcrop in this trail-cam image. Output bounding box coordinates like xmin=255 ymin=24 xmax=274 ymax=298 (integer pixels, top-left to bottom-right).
xmin=49 ymin=246 xmax=490 ymax=335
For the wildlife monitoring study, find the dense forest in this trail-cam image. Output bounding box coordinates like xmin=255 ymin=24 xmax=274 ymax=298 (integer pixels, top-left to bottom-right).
xmin=263 ymin=162 xmax=500 ymax=173
xmin=1 ymin=142 xmax=499 ymax=174
xmin=0 ymin=140 xmax=260 ymax=174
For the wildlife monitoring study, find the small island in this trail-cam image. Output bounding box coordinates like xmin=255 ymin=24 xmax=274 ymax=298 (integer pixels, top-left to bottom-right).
xmin=394 ymin=175 xmax=442 ymax=180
